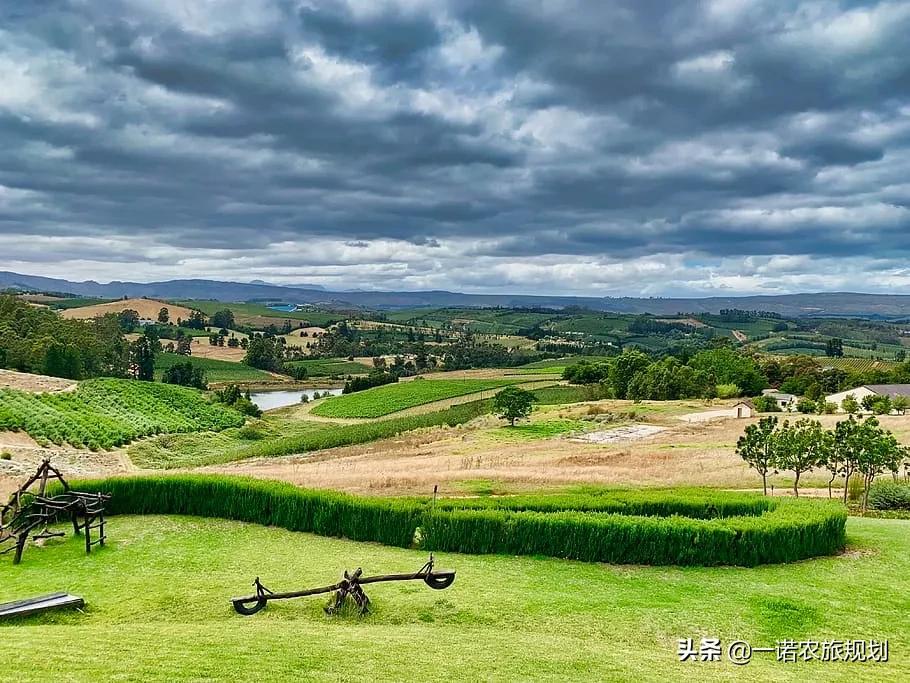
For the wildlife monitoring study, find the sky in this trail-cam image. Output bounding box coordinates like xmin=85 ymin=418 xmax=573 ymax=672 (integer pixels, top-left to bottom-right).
xmin=1 ymin=0 xmax=909 ymax=297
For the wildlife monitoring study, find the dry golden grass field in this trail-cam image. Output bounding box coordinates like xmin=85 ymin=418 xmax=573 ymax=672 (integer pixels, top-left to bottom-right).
xmin=200 ymin=399 xmax=910 ymax=497
xmin=60 ymin=298 xmax=197 ymax=321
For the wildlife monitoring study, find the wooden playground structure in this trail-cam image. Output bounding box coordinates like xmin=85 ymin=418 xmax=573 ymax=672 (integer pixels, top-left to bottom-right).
xmin=0 ymin=459 xmax=110 ymax=564
xmin=232 ymin=554 xmax=456 ymax=616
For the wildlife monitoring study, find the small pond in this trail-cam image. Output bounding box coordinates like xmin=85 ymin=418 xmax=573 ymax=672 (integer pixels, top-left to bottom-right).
xmin=249 ymin=388 xmax=342 ymax=411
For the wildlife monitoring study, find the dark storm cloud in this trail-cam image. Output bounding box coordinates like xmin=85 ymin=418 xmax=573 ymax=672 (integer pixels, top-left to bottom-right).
xmin=1 ymin=0 xmax=910 ymax=294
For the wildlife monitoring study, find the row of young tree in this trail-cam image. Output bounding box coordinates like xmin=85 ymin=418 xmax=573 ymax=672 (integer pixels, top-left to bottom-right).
xmin=736 ymin=416 xmax=908 ymax=510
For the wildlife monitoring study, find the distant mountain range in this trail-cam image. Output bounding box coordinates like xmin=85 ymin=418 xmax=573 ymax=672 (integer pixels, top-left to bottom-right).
xmin=4 ymin=270 xmax=910 ymax=318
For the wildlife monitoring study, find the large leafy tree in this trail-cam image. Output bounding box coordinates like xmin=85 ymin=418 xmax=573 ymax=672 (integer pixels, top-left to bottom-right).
xmin=608 ymin=349 xmax=651 ymax=399
xmin=493 ymin=386 xmax=537 ymax=426
xmin=689 ymin=348 xmax=768 ymax=396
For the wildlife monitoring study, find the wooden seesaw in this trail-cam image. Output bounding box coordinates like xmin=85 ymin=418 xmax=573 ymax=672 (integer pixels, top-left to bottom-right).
xmin=231 ymin=554 xmax=456 ymax=616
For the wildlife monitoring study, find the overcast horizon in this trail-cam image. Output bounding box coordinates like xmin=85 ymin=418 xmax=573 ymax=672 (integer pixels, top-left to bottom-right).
xmin=2 ymin=1 xmax=910 ymax=297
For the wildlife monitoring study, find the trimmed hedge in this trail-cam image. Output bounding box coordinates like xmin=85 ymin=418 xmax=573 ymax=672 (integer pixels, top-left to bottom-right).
xmin=67 ymin=475 xmax=846 ymax=567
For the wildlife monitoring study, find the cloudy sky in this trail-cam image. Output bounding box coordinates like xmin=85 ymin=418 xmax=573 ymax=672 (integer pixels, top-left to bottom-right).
xmin=1 ymin=1 xmax=909 ymax=296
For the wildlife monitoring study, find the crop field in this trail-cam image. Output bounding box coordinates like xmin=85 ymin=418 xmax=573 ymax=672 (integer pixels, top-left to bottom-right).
xmin=812 ymin=357 xmax=900 ymax=373
xmin=518 ymin=355 xmax=614 ymax=369
xmin=154 ymin=352 xmax=274 ymax=383
xmin=0 ymin=379 xmax=244 ymax=449
xmin=0 ymin=508 xmax=906 ymax=681
xmin=175 ymin=300 xmax=342 ymax=327
xmin=310 ymin=379 xmax=523 ymax=418
xmin=284 ymin=358 xmax=373 ymax=377
xmin=129 ymin=397 xmax=494 ymax=467
xmin=59 ymin=298 xmax=198 ymax=321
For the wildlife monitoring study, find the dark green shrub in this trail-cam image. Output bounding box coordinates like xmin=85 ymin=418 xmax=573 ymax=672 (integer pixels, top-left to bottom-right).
xmin=868 ymin=481 xmax=910 ymax=510
xmin=69 ymin=476 xmax=846 ymax=566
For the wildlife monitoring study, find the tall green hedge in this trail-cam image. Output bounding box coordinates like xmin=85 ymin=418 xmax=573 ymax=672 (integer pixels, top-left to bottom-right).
xmin=68 ymin=475 xmax=846 ymax=567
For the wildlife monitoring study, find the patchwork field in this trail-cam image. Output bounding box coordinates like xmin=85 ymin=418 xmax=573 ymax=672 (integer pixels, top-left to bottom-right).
xmin=174 ymin=300 xmax=342 ymax=328
xmin=310 ymin=378 xmax=527 ymax=418
xmin=0 ymin=514 xmax=906 ymax=681
xmin=0 ymin=379 xmax=243 ymax=449
xmin=60 ymin=298 xmax=197 ymax=321
xmin=284 ymin=358 xmax=372 ymax=377
xmin=154 ymin=352 xmax=275 ymax=383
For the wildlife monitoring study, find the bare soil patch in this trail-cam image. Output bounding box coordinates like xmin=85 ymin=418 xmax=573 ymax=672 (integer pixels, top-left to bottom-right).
xmin=0 ymin=369 xmax=76 ymax=393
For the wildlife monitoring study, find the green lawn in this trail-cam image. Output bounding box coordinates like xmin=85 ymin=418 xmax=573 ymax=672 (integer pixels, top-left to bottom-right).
xmin=155 ymin=352 xmax=275 ymax=383
xmin=310 ymin=379 xmax=524 ymax=418
xmin=0 ymin=515 xmax=906 ymax=681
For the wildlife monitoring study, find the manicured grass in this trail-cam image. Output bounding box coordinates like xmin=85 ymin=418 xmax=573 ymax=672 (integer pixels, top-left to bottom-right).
xmin=154 ymin=352 xmax=274 ymax=383
xmin=0 ymin=514 xmax=906 ymax=681
xmin=311 ymin=379 xmax=523 ymax=418
xmin=68 ymin=476 xmax=846 ymax=566
xmin=486 ymin=419 xmax=589 ymax=441
xmin=284 ymin=358 xmax=372 ymax=377
xmin=0 ymin=379 xmax=244 ymax=449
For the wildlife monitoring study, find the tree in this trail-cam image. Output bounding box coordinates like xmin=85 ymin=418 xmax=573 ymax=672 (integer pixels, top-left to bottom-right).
xmin=892 ymin=395 xmax=910 ymax=415
xmin=688 ymin=348 xmax=768 ymax=396
xmin=796 ymin=398 xmax=816 ymax=414
xmin=832 ymin=417 xmax=862 ymax=504
xmin=157 ymin=307 xmax=169 ymax=324
xmin=752 ymin=395 xmax=781 ymax=413
xmin=774 ymin=418 xmax=830 ymax=497
xmin=855 ymin=417 xmax=906 ymax=513
xmin=244 ymin=335 xmax=284 ymax=372
xmin=118 ymin=309 xmax=140 ymax=332
xmin=626 ymin=357 xmax=712 ymax=400
xmin=841 ymin=394 xmax=859 ymax=415
xmin=128 ymin=335 xmax=156 ymax=381
xmin=175 ymin=335 xmax=192 ymax=356
xmin=825 ymin=337 xmax=844 ymax=357
xmin=564 ymin=360 xmax=611 ymax=385
xmin=493 ymin=386 xmax=537 ymax=426
xmin=608 ymin=349 xmax=651 ymax=398
xmin=735 ymin=416 xmax=778 ymax=495
xmin=162 ymin=361 xmax=207 ymax=390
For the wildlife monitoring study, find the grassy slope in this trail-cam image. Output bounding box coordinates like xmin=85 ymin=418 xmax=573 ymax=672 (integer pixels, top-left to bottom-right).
xmin=155 ymin=352 xmax=274 ymax=383
xmin=311 ymin=379 xmax=522 ymax=418
xmin=0 ymin=515 xmax=906 ymax=682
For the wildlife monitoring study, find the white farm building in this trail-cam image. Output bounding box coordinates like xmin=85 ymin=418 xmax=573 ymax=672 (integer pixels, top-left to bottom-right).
xmin=825 ymin=384 xmax=910 ymax=413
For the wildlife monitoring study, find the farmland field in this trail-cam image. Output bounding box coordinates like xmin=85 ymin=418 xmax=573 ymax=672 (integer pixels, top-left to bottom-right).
xmin=814 ymin=357 xmax=900 ymax=372
xmin=60 ymin=298 xmax=198 ymax=321
xmin=128 ymin=397 xmax=493 ymax=467
xmin=0 ymin=379 xmax=244 ymax=449
xmin=155 ymin=352 xmax=275 ymax=383
xmin=284 ymin=358 xmax=372 ymax=377
xmin=175 ymin=300 xmax=342 ymax=327
xmin=0 ymin=513 xmax=906 ymax=681
xmin=310 ymin=378 xmax=524 ymax=418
